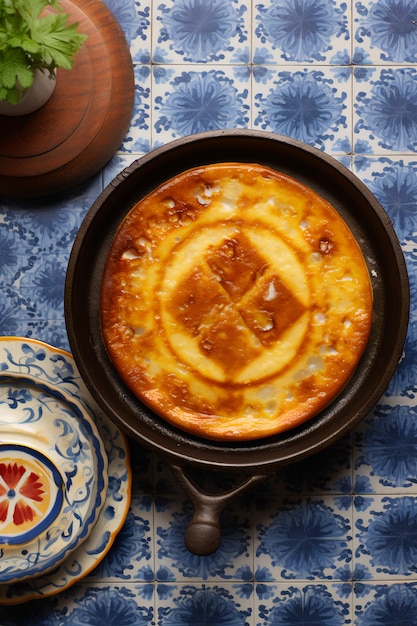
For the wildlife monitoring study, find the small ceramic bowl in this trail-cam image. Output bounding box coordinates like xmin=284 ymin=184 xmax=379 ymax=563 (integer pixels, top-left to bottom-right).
xmin=0 ymin=373 xmax=108 ymax=583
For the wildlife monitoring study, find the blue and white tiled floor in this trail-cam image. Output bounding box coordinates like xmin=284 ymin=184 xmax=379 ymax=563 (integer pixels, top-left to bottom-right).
xmin=1 ymin=0 xmax=417 ymax=623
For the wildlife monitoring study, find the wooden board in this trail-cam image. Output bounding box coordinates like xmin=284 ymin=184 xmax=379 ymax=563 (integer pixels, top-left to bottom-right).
xmin=0 ymin=0 xmax=135 ymax=198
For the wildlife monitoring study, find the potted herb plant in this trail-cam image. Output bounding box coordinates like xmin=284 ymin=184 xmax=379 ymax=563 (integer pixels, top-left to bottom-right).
xmin=0 ymin=0 xmax=87 ymax=115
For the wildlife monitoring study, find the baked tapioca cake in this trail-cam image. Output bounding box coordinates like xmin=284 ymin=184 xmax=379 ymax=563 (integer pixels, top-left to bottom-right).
xmin=100 ymin=163 xmax=373 ymax=441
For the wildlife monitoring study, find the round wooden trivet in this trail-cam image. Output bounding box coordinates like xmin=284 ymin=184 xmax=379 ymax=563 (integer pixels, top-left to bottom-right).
xmin=0 ymin=0 xmax=135 ymax=198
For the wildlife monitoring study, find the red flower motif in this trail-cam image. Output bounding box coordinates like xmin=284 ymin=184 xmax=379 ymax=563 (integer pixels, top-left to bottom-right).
xmin=13 ymin=501 xmax=37 ymax=525
xmin=0 ymin=462 xmax=45 ymax=527
xmin=19 ymin=470 xmax=44 ymax=502
xmin=0 ymin=463 xmax=25 ymax=488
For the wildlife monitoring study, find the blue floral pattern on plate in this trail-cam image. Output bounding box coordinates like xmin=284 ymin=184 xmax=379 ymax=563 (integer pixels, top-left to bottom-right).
xmin=1 ymin=0 xmax=417 ymax=622
xmin=0 ymin=375 xmax=108 ymax=583
xmin=0 ymin=338 xmax=131 ymax=604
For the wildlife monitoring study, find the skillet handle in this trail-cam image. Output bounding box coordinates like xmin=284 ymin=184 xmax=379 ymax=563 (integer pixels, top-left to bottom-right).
xmin=170 ymin=464 xmax=268 ymax=556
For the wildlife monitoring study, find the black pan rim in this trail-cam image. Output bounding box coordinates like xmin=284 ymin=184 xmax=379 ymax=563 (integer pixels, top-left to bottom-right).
xmin=65 ymin=130 xmax=410 ymax=472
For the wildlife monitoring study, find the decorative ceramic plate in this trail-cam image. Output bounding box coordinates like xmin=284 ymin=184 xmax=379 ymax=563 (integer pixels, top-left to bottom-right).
xmin=0 ymin=337 xmax=131 ymax=604
xmin=0 ymin=373 xmax=108 ymax=584
xmin=0 ymin=375 xmax=107 ymax=579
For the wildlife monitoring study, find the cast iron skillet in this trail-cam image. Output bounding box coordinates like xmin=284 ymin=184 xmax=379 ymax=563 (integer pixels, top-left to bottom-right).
xmin=65 ymin=130 xmax=409 ymax=555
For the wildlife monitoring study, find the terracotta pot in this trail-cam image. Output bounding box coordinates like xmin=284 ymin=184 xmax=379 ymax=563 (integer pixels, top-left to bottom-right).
xmin=0 ymin=69 xmax=56 ymax=116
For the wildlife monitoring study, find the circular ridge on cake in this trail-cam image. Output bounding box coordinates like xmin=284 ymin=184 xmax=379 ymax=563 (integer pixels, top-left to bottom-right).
xmin=100 ymin=163 xmax=373 ymax=441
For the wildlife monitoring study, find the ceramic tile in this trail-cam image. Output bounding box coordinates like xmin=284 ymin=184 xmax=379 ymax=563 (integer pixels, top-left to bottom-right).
xmin=120 ymin=65 xmax=152 ymax=154
xmin=256 ymin=583 xmax=353 ymax=626
xmin=352 ymin=156 xmax=417 ymax=242
xmin=353 ymin=398 xmax=417 ymax=494
xmin=151 ymin=65 xmax=251 ymax=146
xmin=354 ymin=582 xmax=417 ymax=623
xmin=253 ymin=0 xmax=352 ymax=65
xmin=254 ymin=496 xmax=353 ymax=581
xmin=67 ymin=584 xmax=155 ymax=623
xmin=21 ymin=320 xmax=70 ymax=352
xmin=0 ymin=289 xmax=29 ymax=336
xmin=253 ymin=66 xmax=352 ymax=153
xmin=152 ymin=0 xmax=252 ymax=64
xmin=353 ymin=0 xmax=417 ymax=65
xmin=131 ymin=0 xmax=152 ymax=64
xmin=1 ymin=206 xmax=79 ymax=256
xmin=353 ymin=66 xmax=417 ymax=155
xmin=103 ymin=0 xmax=150 ymax=58
xmin=353 ymin=495 xmax=417 ymax=579
xmin=0 ymin=583 xmax=154 ymax=625
xmin=156 ymin=583 xmax=254 ymax=626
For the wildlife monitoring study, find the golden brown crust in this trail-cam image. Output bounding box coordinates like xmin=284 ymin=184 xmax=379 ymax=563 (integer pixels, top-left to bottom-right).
xmin=100 ymin=163 xmax=373 ymax=441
